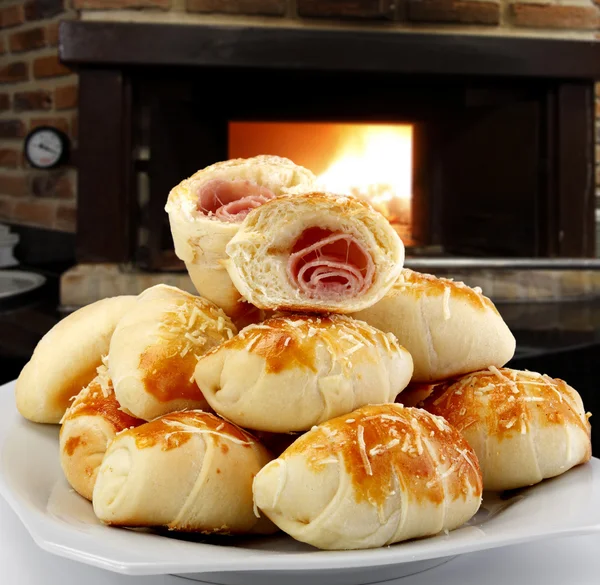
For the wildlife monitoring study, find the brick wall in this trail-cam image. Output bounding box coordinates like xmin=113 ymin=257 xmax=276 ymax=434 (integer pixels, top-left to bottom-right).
xmin=0 ymin=0 xmax=599 ymax=236
xmin=0 ymin=0 xmax=77 ymax=233
xmin=78 ymin=0 xmax=600 ymax=37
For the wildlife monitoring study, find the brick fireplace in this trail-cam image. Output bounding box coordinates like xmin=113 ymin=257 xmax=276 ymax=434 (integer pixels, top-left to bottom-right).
xmin=0 ymin=0 xmax=599 ymax=239
xmin=59 ymin=13 xmax=599 ymax=262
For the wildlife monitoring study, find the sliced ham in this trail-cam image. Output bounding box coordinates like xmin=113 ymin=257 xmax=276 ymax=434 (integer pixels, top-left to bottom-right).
xmin=197 ymin=179 xmax=275 ymax=222
xmin=287 ymin=227 xmax=375 ymax=301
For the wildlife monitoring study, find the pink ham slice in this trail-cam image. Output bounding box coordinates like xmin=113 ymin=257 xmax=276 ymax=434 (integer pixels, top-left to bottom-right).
xmin=197 ymin=179 xmax=275 ymax=222
xmin=287 ymin=227 xmax=375 ymax=300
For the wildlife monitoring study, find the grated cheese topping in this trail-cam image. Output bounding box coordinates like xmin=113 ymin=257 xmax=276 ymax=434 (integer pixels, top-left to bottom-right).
xmin=442 ymin=286 xmax=451 ymax=320
xmin=357 ymin=425 xmax=372 ymax=476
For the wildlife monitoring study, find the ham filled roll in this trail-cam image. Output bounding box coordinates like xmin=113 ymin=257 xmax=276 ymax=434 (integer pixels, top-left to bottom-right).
xmin=194 ymin=314 xmax=414 ymax=432
xmin=225 ymin=193 xmax=405 ymax=313
xmin=93 ymin=411 xmax=276 ymax=534
xmin=165 ymin=156 xmax=315 ymax=320
xmin=418 ymin=368 xmax=592 ymax=491
xmin=108 ymin=284 xmax=237 ymax=421
xmin=352 ymin=269 xmax=515 ymax=382
xmin=253 ymin=403 xmax=482 ymax=550
xmin=59 ymin=365 xmax=143 ymax=501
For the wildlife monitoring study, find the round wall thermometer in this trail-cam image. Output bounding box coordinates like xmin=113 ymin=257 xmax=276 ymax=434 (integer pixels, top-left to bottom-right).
xmin=24 ymin=126 xmax=70 ymax=169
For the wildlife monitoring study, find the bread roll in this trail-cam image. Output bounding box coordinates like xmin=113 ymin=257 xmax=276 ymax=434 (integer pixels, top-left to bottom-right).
xmin=351 ymin=269 xmax=515 ymax=382
xmin=16 ymin=295 xmax=137 ymax=424
xmin=194 ymin=314 xmax=413 ymax=432
xmin=224 ymin=192 xmax=405 ymax=313
xmin=93 ymin=410 xmax=276 ymax=534
xmin=253 ymin=403 xmax=482 ymax=550
xmin=108 ymin=284 xmax=237 ymax=421
xmin=165 ymin=155 xmax=315 ymax=320
xmin=59 ymin=365 xmax=143 ymax=501
xmin=419 ymin=368 xmax=592 ymax=491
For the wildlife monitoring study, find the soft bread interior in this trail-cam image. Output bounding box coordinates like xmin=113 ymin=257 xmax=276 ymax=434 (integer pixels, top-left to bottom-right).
xmin=225 ymin=193 xmax=405 ymax=313
xmin=164 ymin=156 xmax=316 ymax=317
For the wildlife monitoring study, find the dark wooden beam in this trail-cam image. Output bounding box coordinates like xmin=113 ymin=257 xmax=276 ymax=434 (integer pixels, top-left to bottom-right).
xmin=60 ymin=21 xmax=600 ymax=80
xmin=555 ymin=83 xmax=596 ymax=257
xmin=76 ymin=69 xmax=135 ymax=263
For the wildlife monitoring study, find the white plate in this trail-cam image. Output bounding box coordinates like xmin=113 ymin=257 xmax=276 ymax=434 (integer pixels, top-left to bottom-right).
xmin=0 ymin=270 xmax=45 ymax=298
xmin=1 ymin=380 xmax=599 ymax=585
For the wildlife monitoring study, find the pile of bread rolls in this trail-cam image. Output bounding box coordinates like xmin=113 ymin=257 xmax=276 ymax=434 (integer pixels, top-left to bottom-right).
xmin=15 ymin=155 xmax=592 ymax=551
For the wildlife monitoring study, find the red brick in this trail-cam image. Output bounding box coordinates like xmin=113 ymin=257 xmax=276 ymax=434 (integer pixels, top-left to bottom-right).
xmin=0 ymin=61 xmax=29 ymax=84
xmin=0 ymin=5 xmax=25 ymax=29
xmin=46 ymin=21 xmax=60 ymax=46
xmin=74 ymin=0 xmax=169 ymax=7
xmin=408 ymin=0 xmax=500 ymax=24
xmin=0 ymin=196 xmax=15 ymax=220
xmin=30 ymin=171 xmax=73 ymax=199
xmin=30 ymin=117 xmax=70 ymax=134
xmin=12 ymin=199 xmax=56 ymax=228
xmin=55 ymin=202 xmax=76 ymax=231
xmin=186 ymin=0 xmax=284 ymax=14
xmin=510 ymin=4 xmax=600 ymax=30
xmin=0 ymin=150 xmax=20 ymax=169
xmin=0 ymin=94 xmax=10 ymax=112
xmin=9 ymin=27 xmax=47 ymax=52
xmin=54 ymin=84 xmax=77 ymax=110
xmin=0 ymin=174 xmax=28 ymax=197
xmin=0 ymin=120 xmax=26 ymax=138
xmin=14 ymin=90 xmax=52 ymax=112
xmin=33 ymin=55 xmax=71 ymax=79
xmin=24 ymin=0 xmax=64 ymax=21
xmin=297 ymin=0 xmax=395 ymax=18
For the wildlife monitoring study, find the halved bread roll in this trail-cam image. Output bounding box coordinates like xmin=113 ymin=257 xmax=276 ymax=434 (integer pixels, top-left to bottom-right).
xmin=59 ymin=364 xmax=143 ymax=501
xmin=108 ymin=284 xmax=237 ymax=421
xmin=225 ymin=192 xmax=405 ymax=313
xmin=93 ymin=410 xmax=276 ymax=534
xmin=165 ymin=155 xmax=315 ymax=320
xmin=253 ymin=403 xmax=482 ymax=550
xmin=418 ymin=368 xmax=592 ymax=491
xmin=16 ymin=295 xmax=137 ymax=424
xmin=351 ymin=269 xmax=516 ymax=382
xmin=194 ymin=314 xmax=413 ymax=433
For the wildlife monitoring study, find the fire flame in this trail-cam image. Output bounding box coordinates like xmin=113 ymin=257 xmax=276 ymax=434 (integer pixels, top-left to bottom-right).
xmin=316 ymin=125 xmax=413 ymax=224
xmin=228 ymin=121 xmax=413 ymax=226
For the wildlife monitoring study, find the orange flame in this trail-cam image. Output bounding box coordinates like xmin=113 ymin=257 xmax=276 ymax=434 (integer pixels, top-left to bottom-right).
xmin=228 ymin=121 xmax=413 ymax=225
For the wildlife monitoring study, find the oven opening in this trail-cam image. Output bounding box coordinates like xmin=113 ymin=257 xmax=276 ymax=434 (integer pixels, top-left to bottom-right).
xmin=228 ymin=122 xmax=414 ymax=245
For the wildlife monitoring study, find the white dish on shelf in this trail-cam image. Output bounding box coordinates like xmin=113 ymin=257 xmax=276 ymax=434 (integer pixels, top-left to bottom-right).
xmin=0 ymin=379 xmax=599 ymax=585
xmin=0 ymin=270 xmax=45 ymax=298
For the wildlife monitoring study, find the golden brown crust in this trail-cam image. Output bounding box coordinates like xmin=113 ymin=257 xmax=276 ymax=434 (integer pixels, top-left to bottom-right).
xmin=63 ymin=375 xmax=143 ymax=432
xmin=127 ymin=411 xmax=258 ymax=452
xmin=392 ymin=269 xmax=496 ymax=314
xmin=282 ymin=403 xmax=482 ymax=508
xmin=138 ymin=347 xmax=203 ymax=403
xmin=213 ymin=313 xmax=400 ymax=375
xmin=421 ymin=368 xmax=591 ymax=446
